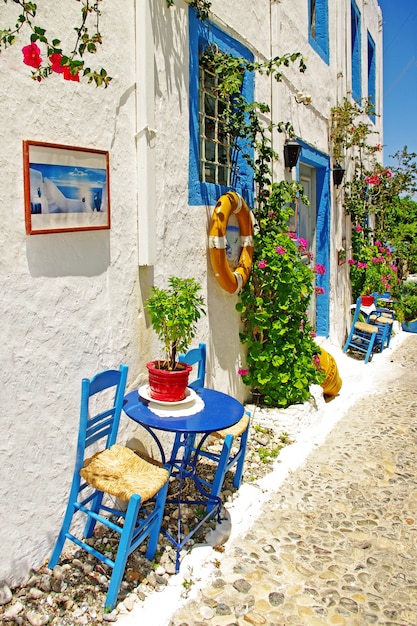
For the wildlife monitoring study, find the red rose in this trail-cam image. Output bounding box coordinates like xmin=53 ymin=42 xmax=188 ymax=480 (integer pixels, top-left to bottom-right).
xmin=22 ymin=43 xmax=42 ymax=69
xmin=49 ymin=53 xmax=65 ymax=74
xmin=63 ymin=66 xmax=80 ymax=82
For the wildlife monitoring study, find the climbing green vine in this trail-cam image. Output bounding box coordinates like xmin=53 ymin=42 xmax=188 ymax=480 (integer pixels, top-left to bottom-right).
xmin=203 ymin=46 xmax=324 ymax=407
xmin=330 ymin=98 xmax=417 ymax=299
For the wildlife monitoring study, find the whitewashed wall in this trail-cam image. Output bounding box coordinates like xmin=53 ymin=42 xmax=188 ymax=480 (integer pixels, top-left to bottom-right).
xmin=0 ymin=0 xmax=382 ymax=587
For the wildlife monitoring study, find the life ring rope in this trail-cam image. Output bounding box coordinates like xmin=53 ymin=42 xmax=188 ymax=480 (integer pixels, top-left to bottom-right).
xmin=208 ymin=191 xmax=254 ymax=294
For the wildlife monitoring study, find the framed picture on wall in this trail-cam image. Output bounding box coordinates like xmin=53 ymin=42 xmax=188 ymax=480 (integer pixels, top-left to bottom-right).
xmin=23 ymin=140 xmax=110 ymax=235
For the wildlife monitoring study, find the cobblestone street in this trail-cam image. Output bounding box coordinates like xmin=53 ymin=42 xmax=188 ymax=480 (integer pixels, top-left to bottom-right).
xmin=167 ymin=334 xmax=417 ymax=626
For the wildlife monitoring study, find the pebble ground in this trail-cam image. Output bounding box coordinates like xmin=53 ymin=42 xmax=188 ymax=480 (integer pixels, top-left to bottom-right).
xmin=168 ymin=335 xmax=417 ymax=626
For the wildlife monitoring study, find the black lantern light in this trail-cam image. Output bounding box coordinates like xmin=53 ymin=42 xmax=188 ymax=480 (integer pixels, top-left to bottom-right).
xmin=283 ymin=139 xmax=301 ymax=170
xmin=333 ymin=163 xmax=345 ymax=187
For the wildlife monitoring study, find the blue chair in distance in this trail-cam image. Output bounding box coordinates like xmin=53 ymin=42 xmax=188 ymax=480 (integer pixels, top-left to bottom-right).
xmin=49 ymin=365 xmax=170 ymax=611
xmin=343 ymin=297 xmax=378 ymax=363
xmin=179 ymin=343 xmax=250 ymax=510
xmin=369 ymin=292 xmax=395 ymax=350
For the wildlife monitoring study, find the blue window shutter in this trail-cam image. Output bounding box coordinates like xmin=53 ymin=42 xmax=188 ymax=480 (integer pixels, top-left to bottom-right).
xmin=308 ymin=0 xmax=330 ymax=65
xmin=351 ymin=1 xmax=362 ymax=101
xmin=367 ymin=31 xmax=376 ymax=122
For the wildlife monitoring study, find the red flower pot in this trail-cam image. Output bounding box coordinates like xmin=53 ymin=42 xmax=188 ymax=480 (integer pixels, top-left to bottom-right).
xmin=146 ymin=361 xmax=192 ymax=402
xmin=361 ymin=295 xmax=375 ymax=306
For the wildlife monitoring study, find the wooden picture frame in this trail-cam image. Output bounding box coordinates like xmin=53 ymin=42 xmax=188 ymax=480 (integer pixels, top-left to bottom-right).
xmin=23 ymin=140 xmax=110 ymax=235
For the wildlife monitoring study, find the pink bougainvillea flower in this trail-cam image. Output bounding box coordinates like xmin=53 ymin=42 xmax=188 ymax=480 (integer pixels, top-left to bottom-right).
xmin=307 ymin=251 xmax=314 ymax=260
xmin=297 ymin=237 xmax=308 ymax=248
xmin=315 ymin=286 xmax=325 ymax=295
xmin=22 ymin=42 xmax=42 ymax=69
xmin=310 ymin=331 xmax=317 ymax=338
xmin=237 ymin=367 xmax=249 ymax=376
xmin=257 ymin=259 xmax=267 ymax=269
xmin=313 ymin=354 xmax=320 ymax=366
xmin=287 ymin=232 xmax=297 ymax=239
xmin=384 ymin=169 xmax=393 ymax=178
xmin=365 ymin=175 xmax=381 ymax=185
xmin=348 ymin=259 xmax=356 ymax=265
xmin=63 ymin=66 xmax=80 ymax=82
xmin=374 ymin=240 xmax=382 ymax=247
xmin=315 ymin=263 xmax=326 ymax=275
xmin=49 ymin=53 xmax=65 ymax=74
xmin=357 ymin=262 xmax=368 ymax=269
xmin=275 ymin=245 xmax=286 ymax=255
xmin=355 ymin=225 xmax=362 ymax=232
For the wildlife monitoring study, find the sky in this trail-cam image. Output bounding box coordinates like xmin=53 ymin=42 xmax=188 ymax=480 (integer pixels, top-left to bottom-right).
xmin=378 ymin=0 xmax=417 ymax=166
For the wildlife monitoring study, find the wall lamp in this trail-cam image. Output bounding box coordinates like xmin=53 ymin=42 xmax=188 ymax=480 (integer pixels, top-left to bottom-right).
xmin=295 ymin=92 xmax=312 ymax=105
xmin=284 ymin=139 xmax=302 ymax=171
xmin=333 ymin=163 xmax=345 ymax=187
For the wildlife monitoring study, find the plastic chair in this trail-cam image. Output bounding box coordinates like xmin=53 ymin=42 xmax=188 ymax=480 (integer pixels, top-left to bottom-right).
xmin=343 ymin=297 xmax=378 ymax=363
xmin=49 ymin=365 xmax=170 ymax=611
xmin=179 ymin=343 xmax=250 ymax=509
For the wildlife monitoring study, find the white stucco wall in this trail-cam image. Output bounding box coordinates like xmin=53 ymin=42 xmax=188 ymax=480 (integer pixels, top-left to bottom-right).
xmin=0 ymin=0 xmax=383 ymax=587
xmin=0 ymin=0 xmax=142 ymax=585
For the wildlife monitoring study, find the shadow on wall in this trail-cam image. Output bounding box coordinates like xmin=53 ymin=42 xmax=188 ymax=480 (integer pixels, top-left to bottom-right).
xmin=26 ymin=230 xmax=111 ymax=277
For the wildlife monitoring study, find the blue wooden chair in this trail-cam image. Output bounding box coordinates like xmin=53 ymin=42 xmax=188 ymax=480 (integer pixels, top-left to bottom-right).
xmin=343 ymin=297 xmax=378 ymax=363
xmin=179 ymin=343 xmax=250 ymax=510
xmin=369 ymin=292 xmax=395 ymax=350
xmin=49 ymin=365 xmax=170 ymax=611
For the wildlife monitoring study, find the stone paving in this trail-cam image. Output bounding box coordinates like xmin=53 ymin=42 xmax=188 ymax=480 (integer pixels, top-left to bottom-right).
xmin=167 ymin=335 xmax=417 ymax=626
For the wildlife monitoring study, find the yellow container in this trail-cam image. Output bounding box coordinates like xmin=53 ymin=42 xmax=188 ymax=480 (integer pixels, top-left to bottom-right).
xmin=318 ymin=348 xmax=342 ymax=396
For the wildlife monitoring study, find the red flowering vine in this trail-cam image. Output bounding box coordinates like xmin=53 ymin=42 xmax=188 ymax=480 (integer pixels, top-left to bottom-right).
xmin=1 ymin=1 xmax=111 ymax=87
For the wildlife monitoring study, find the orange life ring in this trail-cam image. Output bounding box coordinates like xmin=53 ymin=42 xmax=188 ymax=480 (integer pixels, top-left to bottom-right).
xmin=208 ymin=192 xmax=254 ymax=294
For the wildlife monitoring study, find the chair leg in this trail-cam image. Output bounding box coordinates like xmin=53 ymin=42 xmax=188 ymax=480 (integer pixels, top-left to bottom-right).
xmin=206 ymin=433 xmax=234 ymax=513
xmin=232 ymin=426 xmax=250 ymax=489
xmin=49 ymin=481 xmax=80 ymax=569
xmin=145 ymin=477 xmax=170 ymax=560
xmin=343 ymin=329 xmax=354 ymax=353
xmin=104 ymin=495 xmax=142 ymax=611
xmin=364 ymin=332 xmax=377 ymax=364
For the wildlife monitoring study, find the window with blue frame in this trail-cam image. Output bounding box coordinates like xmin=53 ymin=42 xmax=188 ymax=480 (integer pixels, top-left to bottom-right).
xmin=351 ymin=0 xmax=362 ymax=101
xmin=188 ymin=8 xmax=254 ymax=207
xmin=367 ymin=31 xmax=376 ymax=123
xmin=308 ymin=0 xmax=329 ymax=65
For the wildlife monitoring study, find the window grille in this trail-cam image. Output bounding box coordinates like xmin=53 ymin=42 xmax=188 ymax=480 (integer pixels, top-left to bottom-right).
xmin=198 ymin=57 xmax=237 ymax=186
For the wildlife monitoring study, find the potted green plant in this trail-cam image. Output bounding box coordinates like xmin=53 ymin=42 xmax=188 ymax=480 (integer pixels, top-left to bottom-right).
xmin=145 ymin=276 xmax=206 ymax=401
xmin=400 ymin=282 xmax=417 ymax=333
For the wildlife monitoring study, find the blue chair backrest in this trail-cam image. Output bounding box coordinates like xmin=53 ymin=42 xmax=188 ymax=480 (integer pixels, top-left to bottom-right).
xmin=372 ymin=291 xmax=391 ymax=301
xmin=179 ymin=343 xmax=206 ymax=389
xmin=78 ymin=365 xmax=128 ymax=462
xmin=351 ymin=297 xmax=363 ymax=325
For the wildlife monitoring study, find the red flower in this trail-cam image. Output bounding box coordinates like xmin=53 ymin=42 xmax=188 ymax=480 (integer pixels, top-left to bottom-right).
xmin=63 ymin=66 xmax=80 ymax=82
xmin=49 ymin=53 xmax=65 ymax=74
xmin=22 ymin=43 xmax=42 ymax=69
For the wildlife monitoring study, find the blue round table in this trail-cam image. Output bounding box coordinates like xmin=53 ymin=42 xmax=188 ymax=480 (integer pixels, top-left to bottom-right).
xmin=123 ymin=387 xmax=244 ymax=571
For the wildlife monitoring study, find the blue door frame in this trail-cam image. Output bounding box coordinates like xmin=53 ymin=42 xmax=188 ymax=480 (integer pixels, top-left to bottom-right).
xmin=297 ymin=142 xmax=331 ymax=337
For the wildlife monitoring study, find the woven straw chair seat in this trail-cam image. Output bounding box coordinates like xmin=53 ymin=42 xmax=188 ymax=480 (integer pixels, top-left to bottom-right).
xmin=369 ymin=314 xmax=393 ymax=325
xmin=80 ymin=444 xmax=169 ymax=502
xmin=355 ymin=321 xmax=378 ymax=334
xmin=212 ymin=412 xmax=250 ymax=440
